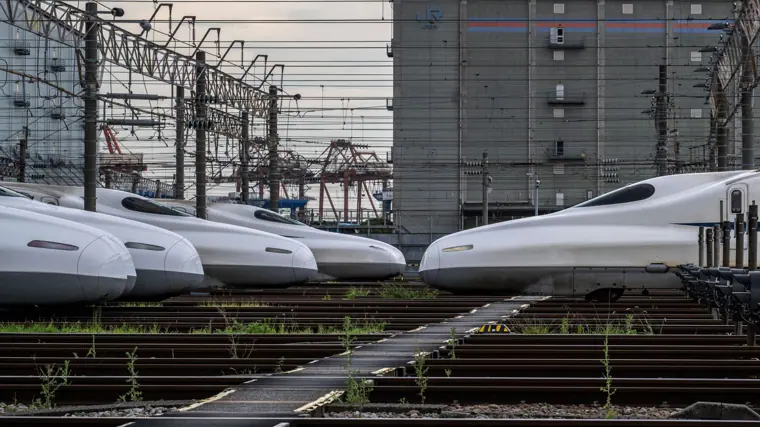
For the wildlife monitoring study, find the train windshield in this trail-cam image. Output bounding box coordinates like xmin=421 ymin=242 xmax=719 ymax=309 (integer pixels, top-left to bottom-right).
xmin=253 ymin=209 xmax=307 ymax=226
xmin=573 ymin=183 xmax=655 ymax=208
xmin=0 ymin=186 xmax=28 ymax=198
xmin=121 ymin=197 xmax=192 ymax=216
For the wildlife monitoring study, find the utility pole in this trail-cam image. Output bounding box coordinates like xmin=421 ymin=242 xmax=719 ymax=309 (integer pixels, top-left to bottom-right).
xmin=741 ymin=34 xmax=755 ymax=170
xmin=83 ymin=2 xmax=99 ymax=212
xmin=534 ymin=175 xmax=540 ymax=216
xmin=655 ymin=64 xmax=668 ymax=176
xmin=716 ymin=85 xmax=729 ymax=171
xmin=175 ymin=86 xmax=184 ymax=199
xmin=297 ymin=158 xmax=306 ymax=221
xmin=481 ymin=150 xmax=489 ymax=226
xmin=195 ymin=51 xmax=207 ymax=219
xmin=268 ymin=85 xmax=280 ymax=212
xmin=240 ymin=111 xmax=250 ymax=204
xmin=708 ymin=113 xmax=717 ymax=171
xmin=18 ymin=126 xmax=27 ymax=182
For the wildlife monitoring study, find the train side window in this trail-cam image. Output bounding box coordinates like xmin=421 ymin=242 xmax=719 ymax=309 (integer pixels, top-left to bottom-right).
xmin=574 ymin=183 xmax=655 ymax=208
xmin=731 ymin=189 xmax=743 ymax=213
xmin=121 ymin=197 xmax=190 ymax=216
xmin=253 ymin=209 xmax=307 ymax=226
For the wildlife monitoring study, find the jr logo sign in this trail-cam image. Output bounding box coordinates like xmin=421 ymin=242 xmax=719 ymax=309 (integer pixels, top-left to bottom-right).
xmin=416 ymin=6 xmax=442 ymax=29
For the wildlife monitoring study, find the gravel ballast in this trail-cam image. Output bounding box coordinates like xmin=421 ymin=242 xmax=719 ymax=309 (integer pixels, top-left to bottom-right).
xmin=324 ymin=402 xmax=679 ymax=419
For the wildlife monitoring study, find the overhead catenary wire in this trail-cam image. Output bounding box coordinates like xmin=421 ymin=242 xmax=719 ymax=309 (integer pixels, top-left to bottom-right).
xmin=0 ymin=0 xmax=736 ymax=219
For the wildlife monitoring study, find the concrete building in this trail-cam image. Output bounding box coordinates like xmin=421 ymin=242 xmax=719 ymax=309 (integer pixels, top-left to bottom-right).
xmin=390 ymin=0 xmax=738 ymax=236
xmin=0 ymin=4 xmax=85 ymax=186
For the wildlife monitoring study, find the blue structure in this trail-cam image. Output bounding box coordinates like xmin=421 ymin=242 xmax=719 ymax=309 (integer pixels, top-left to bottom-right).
xmin=247 ymin=199 xmax=309 ymax=219
xmin=135 ymin=189 xmax=174 ymax=199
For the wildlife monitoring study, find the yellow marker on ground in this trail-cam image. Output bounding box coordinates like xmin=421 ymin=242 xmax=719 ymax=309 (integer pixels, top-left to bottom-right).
xmin=478 ymin=324 xmax=511 ymax=333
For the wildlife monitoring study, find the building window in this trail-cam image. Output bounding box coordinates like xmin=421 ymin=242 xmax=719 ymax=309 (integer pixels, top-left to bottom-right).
xmin=691 ymin=4 xmax=702 ymax=15
xmin=622 ymin=4 xmax=633 ymax=14
xmin=550 ymin=27 xmax=565 ymax=44
xmin=553 ymin=108 xmax=564 ymax=118
xmin=690 ymin=51 xmax=702 ymax=63
xmin=556 ymin=83 xmax=565 ymax=100
xmin=553 ymin=50 xmax=564 ymax=61
xmin=554 ymin=3 xmax=565 ymax=14
xmin=556 ymin=192 xmax=565 ymax=206
xmin=586 ymin=190 xmax=594 ymax=200
xmin=553 ymin=163 xmax=565 ymax=175
xmin=691 ymin=108 xmax=702 ymax=118
xmin=555 ymin=139 xmax=564 ymax=156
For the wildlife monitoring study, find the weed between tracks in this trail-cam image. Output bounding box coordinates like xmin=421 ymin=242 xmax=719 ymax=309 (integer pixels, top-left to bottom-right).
xmin=195 ymin=300 xmax=272 ymax=308
xmin=507 ymin=310 xmax=654 ymax=336
xmin=378 ymin=284 xmax=438 ymax=299
xmin=0 ymin=315 xmax=386 ymax=335
xmin=502 ymin=310 xmax=652 ymax=419
xmin=341 ymin=284 xmax=439 ymax=300
xmin=119 ymin=347 xmax=142 ymax=403
xmin=35 ymin=360 xmax=71 ymax=409
xmin=341 ymin=317 xmax=374 ymax=407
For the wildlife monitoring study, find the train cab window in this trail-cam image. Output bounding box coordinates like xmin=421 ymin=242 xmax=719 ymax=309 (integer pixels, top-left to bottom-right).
xmin=121 ymin=197 xmax=190 ymax=216
xmin=731 ymin=189 xmax=743 ymax=213
xmin=0 ymin=187 xmax=26 ymax=198
xmin=574 ymin=183 xmax=655 ymax=208
xmin=253 ymin=209 xmax=307 ymax=226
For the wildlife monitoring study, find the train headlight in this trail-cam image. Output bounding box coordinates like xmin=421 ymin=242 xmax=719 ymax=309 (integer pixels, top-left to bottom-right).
xmin=27 ymin=240 xmax=79 ymax=251
xmin=125 ymin=242 xmax=166 ymax=251
xmin=441 ymin=244 xmax=473 ymax=253
xmin=265 ymin=247 xmax=293 ymax=254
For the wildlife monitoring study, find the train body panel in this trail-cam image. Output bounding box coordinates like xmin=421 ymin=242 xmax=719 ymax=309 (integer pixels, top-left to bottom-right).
xmin=0 ymin=205 xmax=133 ymax=305
xmin=159 ymin=200 xmax=406 ymax=280
xmin=0 ymin=186 xmax=204 ymax=298
xmin=3 ymin=183 xmax=319 ymax=288
xmin=420 ymin=170 xmax=760 ymax=299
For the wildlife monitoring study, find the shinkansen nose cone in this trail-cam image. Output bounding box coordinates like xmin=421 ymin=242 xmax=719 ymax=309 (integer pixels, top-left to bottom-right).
xmin=164 ymin=238 xmax=205 ymax=293
xmin=292 ymin=246 xmax=319 ymax=283
xmin=78 ymin=236 xmax=133 ymax=301
xmin=419 ymin=241 xmax=441 ymax=285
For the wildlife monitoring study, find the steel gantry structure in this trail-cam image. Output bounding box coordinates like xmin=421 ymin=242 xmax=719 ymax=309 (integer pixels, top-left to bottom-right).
xmin=699 ymin=0 xmax=760 ymax=171
xmin=3 ymin=0 xmax=287 ymax=215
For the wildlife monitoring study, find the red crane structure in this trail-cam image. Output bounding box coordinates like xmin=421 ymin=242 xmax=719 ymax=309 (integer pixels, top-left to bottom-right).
xmin=312 ymin=139 xmax=391 ymax=223
xmin=234 ymin=139 xmax=314 ymax=201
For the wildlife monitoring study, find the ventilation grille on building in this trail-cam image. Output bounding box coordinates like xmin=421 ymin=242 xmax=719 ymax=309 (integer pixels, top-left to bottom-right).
xmin=600 ymin=158 xmax=620 ymax=183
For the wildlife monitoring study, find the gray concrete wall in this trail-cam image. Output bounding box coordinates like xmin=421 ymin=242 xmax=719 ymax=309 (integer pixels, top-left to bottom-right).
xmin=392 ymin=0 xmax=462 ymax=234
xmin=0 ymin=4 xmax=84 ymax=185
xmin=392 ymin=0 xmax=738 ymax=235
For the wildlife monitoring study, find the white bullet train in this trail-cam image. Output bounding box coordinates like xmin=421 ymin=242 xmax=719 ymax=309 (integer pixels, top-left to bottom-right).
xmin=0 ymin=185 xmax=205 ymax=299
xmin=0 ymin=205 xmax=135 ymax=305
xmin=3 ymin=182 xmax=319 ymax=288
xmin=156 ymin=199 xmax=407 ymax=281
xmin=420 ymin=170 xmax=759 ymax=301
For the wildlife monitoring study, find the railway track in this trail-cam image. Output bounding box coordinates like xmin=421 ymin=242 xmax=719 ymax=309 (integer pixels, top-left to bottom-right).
xmin=3 ymin=417 xmax=760 ymax=426
xmin=0 ymin=286 xmax=758 ymax=426
xmin=0 ymin=283 xmax=513 ymax=409
xmin=319 ymin=290 xmax=760 ymax=421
